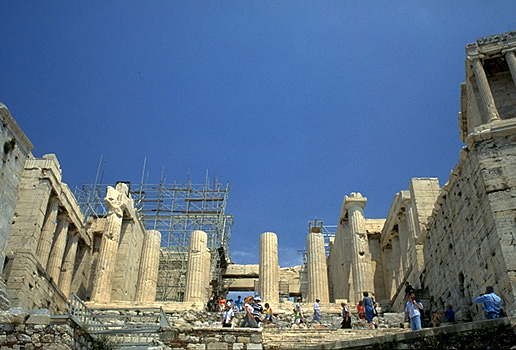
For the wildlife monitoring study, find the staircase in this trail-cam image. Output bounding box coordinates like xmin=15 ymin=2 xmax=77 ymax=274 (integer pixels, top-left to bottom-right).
xmin=262 ymin=328 xmax=411 ymax=350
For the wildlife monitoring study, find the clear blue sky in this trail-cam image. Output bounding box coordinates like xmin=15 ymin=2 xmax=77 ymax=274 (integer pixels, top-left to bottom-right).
xmin=1 ymin=2 xmax=515 ymax=267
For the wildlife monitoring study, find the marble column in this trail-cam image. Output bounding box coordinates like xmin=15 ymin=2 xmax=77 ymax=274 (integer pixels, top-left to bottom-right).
xmin=469 ymin=55 xmax=501 ymax=122
xmin=36 ymin=196 xmax=59 ymax=267
xmin=398 ymin=216 xmax=409 ymax=278
xmin=503 ymin=49 xmax=516 ymax=87
xmin=391 ymin=235 xmax=401 ymax=294
xmin=306 ymin=231 xmax=329 ymax=303
xmin=135 ymin=230 xmax=161 ymax=303
xmin=259 ymin=232 xmax=279 ymax=304
xmin=46 ymin=213 xmax=69 ymax=284
xmin=58 ymin=230 xmax=79 ymax=297
xmin=344 ymin=193 xmax=373 ymax=303
xmin=184 ymin=230 xmax=209 ymax=303
xmin=90 ymin=185 xmax=125 ymax=303
xmin=202 ymin=250 xmax=212 ymax=301
xmin=404 ymin=200 xmax=418 ymax=241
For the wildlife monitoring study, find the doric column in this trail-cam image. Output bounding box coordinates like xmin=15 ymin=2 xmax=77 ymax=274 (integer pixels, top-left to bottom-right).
xmin=391 ymin=235 xmax=401 ymax=293
xmin=398 ymin=216 xmax=409 ymax=277
xmin=46 ymin=213 xmax=69 ymax=284
xmin=202 ymin=250 xmax=212 ymax=301
xmin=503 ymin=48 xmax=516 ymax=87
xmin=468 ymin=54 xmax=501 ymax=122
xmin=259 ymin=232 xmax=279 ymax=304
xmin=90 ymin=185 xmax=125 ymax=303
xmin=58 ymin=230 xmax=79 ymax=297
xmin=135 ymin=230 xmax=161 ymax=303
xmin=306 ymin=231 xmax=329 ymax=303
xmin=344 ymin=193 xmax=373 ymax=303
xmin=404 ymin=200 xmax=418 ymax=241
xmin=36 ymin=196 xmax=59 ymax=267
xmin=184 ymin=230 xmax=209 ymax=303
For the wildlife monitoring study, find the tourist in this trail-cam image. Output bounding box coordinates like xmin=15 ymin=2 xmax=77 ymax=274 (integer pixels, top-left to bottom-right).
xmin=357 ymin=300 xmax=366 ymax=320
xmin=219 ymin=296 xmax=226 ymax=312
xmin=264 ymin=303 xmax=273 ymax=325
xmin=432 ymin=304 xmax=455 ymax=327
xmin=341 ymin=302 xmax=352 ymax=329
xmin=295 ymin=297 xmax=305 ymax=324
xmin=313 ymin=298 xmax=321 ymax=323
xmin=241 ymin=296 xmax=258 ymax=328
xmin=235 ymin=295 xmax=243 ymax=312
xmin=362 ymin=292 xmax=375 ymax=329
xmin=474 ymin=286 xmax=502 ymax=319
xmin=405 ymin=291 xmax=424 ymax=331
xmin=222 ymin=303 xmax=234 ymax=328
xmin=404 ymin=281 xmax=414 ymax=299
xmin=252 ymin=296 xmax=263 ymax=325
xmin=207 ymin=297 xmax=215 ymax=312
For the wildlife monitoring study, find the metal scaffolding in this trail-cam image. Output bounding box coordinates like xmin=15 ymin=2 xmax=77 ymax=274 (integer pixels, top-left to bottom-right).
xmin=75 ymin=168 xmax=233 ymax=302
xmin=298 ymin=218 xmax=336 ymax=265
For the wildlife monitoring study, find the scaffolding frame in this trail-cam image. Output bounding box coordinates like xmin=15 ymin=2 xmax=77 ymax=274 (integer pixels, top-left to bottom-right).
xmin=298 ymin=219 xmax=336 ymax=264
xmin=75 ymin=167 xmax=233 ymax=302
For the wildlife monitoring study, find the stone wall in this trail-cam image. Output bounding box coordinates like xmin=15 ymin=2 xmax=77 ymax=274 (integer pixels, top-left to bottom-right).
xmin=0 ymin=103 xmax=33 ymax=311
xmin=161 ymin=327 xmax=262 ymax=350
xmin=422 ymin=122 xmax=516 ymax=321
xmin=0 ymin=104 xmax=33 ymax=276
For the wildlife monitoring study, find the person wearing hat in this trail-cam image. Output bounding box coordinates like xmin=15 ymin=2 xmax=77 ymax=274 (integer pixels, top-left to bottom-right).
xmin=252 ymin=296 xmax=263 ymax=324
xmin=313 ymin=298 xmax=321 ymax=323
xmin=474 ymin=286 xmax=502 ymax=319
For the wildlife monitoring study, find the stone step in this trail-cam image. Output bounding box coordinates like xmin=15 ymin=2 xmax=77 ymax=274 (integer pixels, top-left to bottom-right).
xmin=262 ymin=328 xmax=411 ymax=350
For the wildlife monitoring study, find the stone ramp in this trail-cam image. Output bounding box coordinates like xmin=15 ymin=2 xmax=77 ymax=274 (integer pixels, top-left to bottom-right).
xmin=262 ymin=328 xmax=411 ymax=350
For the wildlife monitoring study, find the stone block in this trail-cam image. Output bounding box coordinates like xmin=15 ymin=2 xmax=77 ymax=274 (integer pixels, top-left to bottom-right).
xmin=207 ymin=343 xmax=229 ymax=350
xmin=250 ymin=334 xmax=261 ymax=343
xmin=237 ymin=336 xmax=250 ymax=344
xmin=245 ymin=344 xmax=263 ymax=350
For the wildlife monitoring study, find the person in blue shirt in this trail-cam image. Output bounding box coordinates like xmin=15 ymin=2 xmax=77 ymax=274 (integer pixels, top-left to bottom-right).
xmin=405 ymin=291 xmax=424 ymax=331
xmin=234 ymin=295 xmax=243 ymax=312
xmin=474 ymin=286 xmax=502 ymax=319
xmin=362 ymin=292 xmax=376 ymax=329
xmin=432 ymin=304 xmax=455 ymax=327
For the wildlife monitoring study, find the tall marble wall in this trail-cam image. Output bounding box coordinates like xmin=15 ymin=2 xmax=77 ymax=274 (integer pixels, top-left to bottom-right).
xmin=0 ymin=104 xmax=33 ymax=310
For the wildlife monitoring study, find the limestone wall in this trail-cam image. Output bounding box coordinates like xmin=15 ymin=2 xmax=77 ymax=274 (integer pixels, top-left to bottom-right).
xmin=0 ymin=104 xmax=33 ymax=277
xmin=422 ymin=123 xmax=516 ymax=320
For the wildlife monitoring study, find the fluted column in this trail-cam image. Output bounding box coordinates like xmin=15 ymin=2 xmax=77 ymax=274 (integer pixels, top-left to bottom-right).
xmin=306 ymin=231 xmax=329 ymax=303
xmin=344 ymin=193 xmax=373 ymax=303
xmin=259 ymin=232 xmax=279 ymax=304
xmin=90 ymin=185 xmax=125 ymax=303
xmin=58 ymin=230 xmax=79 ymax=297
xmin=184 ymin=230 xmax=209 ymax=303
xmin=391 ymin=235 xmax=401 ymax=293
xmin=46 ymin=213 xmax=69 ymax=284
xmin=135 ymin=230 xmax=161 ymax=303
xmin=468 ymin=55 xmax=501 ymax=122
xmin=36 ymin=196 xmax=59 ymax=267
xmin=202 ymin=250 xmax=212 ymax=301
xmin=503 ymin=48 xmax=516 ymax=87
xmin=405 ymin=200 xmax=418 ymax=241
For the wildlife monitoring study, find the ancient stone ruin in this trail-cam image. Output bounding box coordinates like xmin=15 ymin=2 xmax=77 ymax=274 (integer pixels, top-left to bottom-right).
xmin=0 ymin=30 xmax=515 ymax=349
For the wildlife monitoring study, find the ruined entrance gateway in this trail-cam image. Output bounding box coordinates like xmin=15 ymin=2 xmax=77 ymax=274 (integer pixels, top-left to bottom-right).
xmin=0 ymin=30 xmax=514 ymax=348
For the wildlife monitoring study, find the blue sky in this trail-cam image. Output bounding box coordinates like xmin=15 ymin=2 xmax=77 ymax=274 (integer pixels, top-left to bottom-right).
xmin=1 ymin=2 xmax=515 ymax=267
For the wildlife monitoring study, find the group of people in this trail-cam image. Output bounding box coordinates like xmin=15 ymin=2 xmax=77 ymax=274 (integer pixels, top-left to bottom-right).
xmin=404 ymin=281 xmax=506 ymax=332
xmin=218 ymin=283 xmax=507 ymax=330
xmin=219 ymin=295 xmax=274 ymax=328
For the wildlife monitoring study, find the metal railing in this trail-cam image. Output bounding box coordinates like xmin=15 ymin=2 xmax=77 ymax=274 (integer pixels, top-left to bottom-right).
xmin=69 ymin=293 xmax=169 ymax=348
